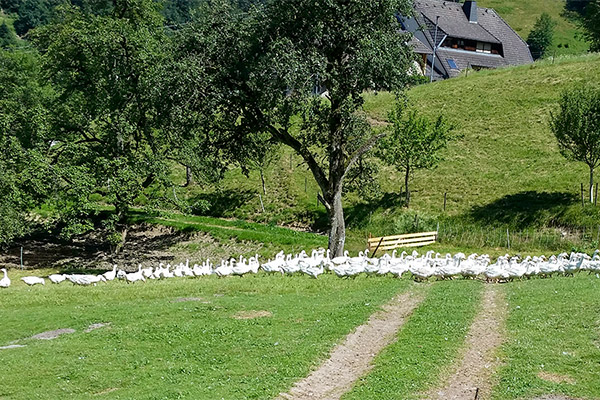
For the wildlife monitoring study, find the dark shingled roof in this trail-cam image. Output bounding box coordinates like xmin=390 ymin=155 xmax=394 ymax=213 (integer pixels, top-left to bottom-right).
xmin=401 ymin=0 xmax=533 ymax=80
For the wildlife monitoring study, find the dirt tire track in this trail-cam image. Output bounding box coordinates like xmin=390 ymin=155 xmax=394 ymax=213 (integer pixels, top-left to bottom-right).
xmin=277 ymin=290 xmax=423 ymax=400
xmin=426 ymin=285 xmax=506 ymax=400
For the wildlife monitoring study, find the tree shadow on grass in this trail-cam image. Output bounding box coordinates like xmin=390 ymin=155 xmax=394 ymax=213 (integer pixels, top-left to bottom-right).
xmin=345 ymin=192 xmax=405 ymax=229
xmin=188 ymin=189 xmax=256 ymax=217
xmin=467 ymin=191 xmax=577 ymax=230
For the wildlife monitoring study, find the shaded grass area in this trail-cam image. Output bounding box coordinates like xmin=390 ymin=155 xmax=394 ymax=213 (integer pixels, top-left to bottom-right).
xmin=343 ymin=280 xmax=483 ymax=400
xmin=0 ymin=272 xmax=409 ymax=399
xmin=493 ymin=274 xmax=600 ymax=399
xmin=126 ymin=209 xmax=327 ymax=257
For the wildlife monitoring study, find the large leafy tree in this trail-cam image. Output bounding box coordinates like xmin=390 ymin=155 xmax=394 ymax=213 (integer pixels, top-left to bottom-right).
xmin=550 ymin=86 xmax=600 ymax=203
xmin=31 ymin=0 xmax=174 ymax=244
xmin=378 ymin=101 xmax=455 ymax=207
xmin=178 ymin=0 xmax=414 ymax=255
xmin=0 ymin=50 xmax=54 ymax=246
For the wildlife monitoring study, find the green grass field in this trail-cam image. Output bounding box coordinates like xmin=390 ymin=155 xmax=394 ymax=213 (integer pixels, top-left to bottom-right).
xmin=0 ymin=271 xmax=409 ymax=399
xmin=494 ymin=274 xmax=600 ymax=400
xmin=2 ymin=270 xmax=600 ymax=399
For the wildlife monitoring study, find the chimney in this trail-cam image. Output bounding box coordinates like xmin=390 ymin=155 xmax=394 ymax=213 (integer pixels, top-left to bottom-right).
xmin=463 ymin=1 xmax=478 ymax=23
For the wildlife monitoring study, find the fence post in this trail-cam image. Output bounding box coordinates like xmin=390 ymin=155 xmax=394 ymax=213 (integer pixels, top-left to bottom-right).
xmin=506 ymin=229 xmax=510 ymax=250
xmin=443 ymin=192 xmax=447 ymax=212
xmin=20 ymin=246 xmax=23 ymax=270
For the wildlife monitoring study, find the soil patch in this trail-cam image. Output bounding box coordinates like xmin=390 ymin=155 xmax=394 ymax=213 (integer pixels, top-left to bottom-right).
xmin=426 ymin=285 xmax=506 ymax=400
xmin=85 ymin=322 xmax=111 ymax=333
xmin=0 ymin=344 xmax=27 ymax=350
xmin=173 ymin=297 xmax=208 ymax=303
xmin=94 ymin=387 xmax=119 ymax=396
xmin=277 ymin=290 xmax=423 ymax=400
xmin=233 ymin=310 xmax=273 ymax=319
xmin=537 ymin=371 xmax=576 ymax=385
xmin=30 ymin=328 xmax=76 ymax=340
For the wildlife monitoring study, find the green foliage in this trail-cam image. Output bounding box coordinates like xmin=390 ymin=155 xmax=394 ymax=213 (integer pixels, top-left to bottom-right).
xmin=29 ymin=0 xmax=176 ymax=242
xmin=550 ymin=85 xmax=600 ymax=201
xmin=378 ymin=100 xmax=455 ymax=206
xmin=527 ymin=12 xmax=555 ymax=59
xmin=0 ymin=50 xmax=53 ymax=247
xmin=581 ymin=0 xmax=600 ymax=52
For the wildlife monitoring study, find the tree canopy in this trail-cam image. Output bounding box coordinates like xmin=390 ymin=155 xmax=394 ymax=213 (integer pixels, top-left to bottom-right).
xmin=172 ymin=0 xmax=415 ymax=255
xmin=527 ymin=13 xmax=555 ymax=60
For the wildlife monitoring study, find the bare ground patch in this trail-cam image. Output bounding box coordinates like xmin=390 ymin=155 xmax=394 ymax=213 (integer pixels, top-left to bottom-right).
xmin=537 ymin=371 xmax=576 ymax=385
xmin=425 ymin=285 xmax=506 ymax=400
xmin=172 ymin=297 xmax=209 ymax=303
xmin=0 ymin=224 xmax=262 ymax=272
xmin=0 ymin=344 xmax=27 ymax=350
xmin=30 ymin=328 xmax=76 ymax=340
xmin=85 ymin=322 xmax=111 ymax=333
xmin=277 ymin=290 xmax=423 ymax=400
xmin=233 ymin=310 xmax=273 ymax=319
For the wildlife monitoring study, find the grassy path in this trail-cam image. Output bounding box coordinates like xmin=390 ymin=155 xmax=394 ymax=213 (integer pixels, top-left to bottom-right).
xmin=427 ymin=285 xmax=506 ymax=399
xmin=342 ymin=280 xmax=483 ymax=400
xmin=278 ymin=290 xmax=425 ymax=400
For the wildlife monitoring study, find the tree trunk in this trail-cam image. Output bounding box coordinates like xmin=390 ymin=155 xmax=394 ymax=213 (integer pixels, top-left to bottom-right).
xmin=327 ymin=190 xmax=346 ymax=257
xmin=590 ymin=165 xmax=594 ymax=203
xmin=185 ymin=165 xmax=193 ymax=187
xmin=260 ymin=168 xmax=266 ymax=195
xmin=404 ymin=165 xmax=411 ymax=207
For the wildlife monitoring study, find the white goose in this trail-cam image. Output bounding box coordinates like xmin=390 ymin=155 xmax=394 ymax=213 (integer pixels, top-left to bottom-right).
xmin=103 ymin=264 xmax=118 ymax=281
xmin=125 ymin=265 xmax=146 ymax=284
xmin=21 ymin=276 xmax=45 ymax=286
xmin=0 ymin=268 xmax=10 ymax=288
xmin=48 ymin=274 xmax=67 ymax=284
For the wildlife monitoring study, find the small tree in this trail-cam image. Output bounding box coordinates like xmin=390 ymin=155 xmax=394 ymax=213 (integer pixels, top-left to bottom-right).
xmin=0 ymin=20 xmax=17 ymax=48
xmin=527 ymin=13 xmax=555 ymax=60
xmin=378 ymin=102 xmax=454 ymax=207
xmin=581 ymin=0 xmax=600 ymax=52
xmin=550 ymin=86 xmax=600 ymax=203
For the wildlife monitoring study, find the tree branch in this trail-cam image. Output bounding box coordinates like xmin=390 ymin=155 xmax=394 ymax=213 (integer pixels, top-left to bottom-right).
xmin=344 ymin=131 xmax=387 ymax=177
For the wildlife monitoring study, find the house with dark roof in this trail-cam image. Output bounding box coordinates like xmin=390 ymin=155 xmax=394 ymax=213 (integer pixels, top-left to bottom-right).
xmin=401 ymin=0 xmax=533 ymax=80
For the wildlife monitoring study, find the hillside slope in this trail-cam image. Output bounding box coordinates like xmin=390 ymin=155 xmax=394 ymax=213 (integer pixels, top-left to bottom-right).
xmin=477 ymin=0 xmax=589 ymax=56
xmin=173 ymin=54 xmax=600 ymax=251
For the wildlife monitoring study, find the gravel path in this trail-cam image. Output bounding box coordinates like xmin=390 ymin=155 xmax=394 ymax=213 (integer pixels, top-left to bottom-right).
xmin=426 ymin=285 xmax=506 ymax=400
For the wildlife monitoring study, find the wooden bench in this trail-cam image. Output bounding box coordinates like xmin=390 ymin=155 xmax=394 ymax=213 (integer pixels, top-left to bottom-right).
xmin=367 ymin=231 xmax=438 ymax=255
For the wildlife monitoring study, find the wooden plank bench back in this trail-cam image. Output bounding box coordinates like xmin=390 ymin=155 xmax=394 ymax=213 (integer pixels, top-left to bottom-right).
xmin=367 ymin=231 xmax=438 ymax=254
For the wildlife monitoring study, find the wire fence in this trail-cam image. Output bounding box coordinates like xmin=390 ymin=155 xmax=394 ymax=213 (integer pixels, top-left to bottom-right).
xmin=437 ymin=222 xmax=600 ymax=252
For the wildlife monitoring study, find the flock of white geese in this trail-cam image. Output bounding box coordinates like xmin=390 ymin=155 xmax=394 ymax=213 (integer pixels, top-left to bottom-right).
xmin=1 ymin=249 xmax=600 ymax=289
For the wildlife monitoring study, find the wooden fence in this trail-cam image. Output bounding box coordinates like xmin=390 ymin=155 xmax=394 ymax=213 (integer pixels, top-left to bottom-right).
xmin=367 ymin=231 xmax=438 ymax=255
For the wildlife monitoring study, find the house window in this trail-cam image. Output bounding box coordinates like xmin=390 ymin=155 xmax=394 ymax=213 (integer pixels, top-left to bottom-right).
xmin=447 ymin=59 xmax=458 ymax=69
xmin=476 ymin=42 xmax=492 ymax=53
